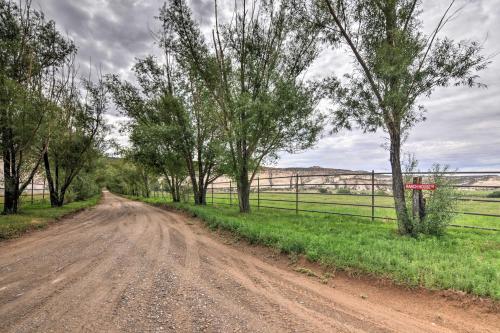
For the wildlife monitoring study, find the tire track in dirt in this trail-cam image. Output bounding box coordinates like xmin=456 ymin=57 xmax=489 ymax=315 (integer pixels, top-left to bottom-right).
xmin=0 ymin=192 xmax=498 ymax=333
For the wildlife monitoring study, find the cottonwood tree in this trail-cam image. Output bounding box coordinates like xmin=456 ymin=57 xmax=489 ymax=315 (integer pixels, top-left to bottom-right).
xmin=161 ymin=0 xmax=324 ymax=212
xmin=108 ymin=54 xmax=225 ymax=205
xmin=0 ymin=0 xmax=75 ymax=213
xmin=134 ymin=56 xmax=226 ymax=204
xmin=127 ymin=124 xmax=187 ymax=202
xmin=43 ymin=64 xmax=107 ymax=207
xmin=104 ymin=158 xmax=152 ymax=197
xmin=319 ymin=0 xmax=488 ymax=234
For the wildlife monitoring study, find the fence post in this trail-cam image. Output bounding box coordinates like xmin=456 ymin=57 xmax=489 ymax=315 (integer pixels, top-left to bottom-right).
xmin=31 ymin=178 xmax=34 ymax=204
xmin=211 ymin=183 xmax=214 ymax=205
xmin=371 ymin=170 xmax=375 ymax=222
xmin=412 ymin=176 xmax=425 ymax=223
xmin=257 ymin=177 xmax=260 ymax=210
xmin=295 ymin=174 xmax=299 ymax=215
xmin=42 ymin=178 xmax=45 ymax=200
xmin=229 ymin=181 xmax=232 ymax=206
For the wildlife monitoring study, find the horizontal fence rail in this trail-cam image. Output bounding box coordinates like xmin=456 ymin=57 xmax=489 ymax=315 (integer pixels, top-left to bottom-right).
xmin=0 ymin=179 xmax=48 ymax=205
xmin=207 ymin=171 xmax=500 ymax=231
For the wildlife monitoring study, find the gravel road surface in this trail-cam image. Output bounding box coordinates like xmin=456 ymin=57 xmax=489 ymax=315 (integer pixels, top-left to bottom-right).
xmin=0 ymin=191 xmax=498 ymax=332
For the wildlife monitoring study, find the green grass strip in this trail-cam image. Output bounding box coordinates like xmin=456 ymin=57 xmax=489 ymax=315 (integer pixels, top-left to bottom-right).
xmin=0 ymin=195 xmax=101 ymax=240
xmin=135 ymin=196 xmax=500 ymax=300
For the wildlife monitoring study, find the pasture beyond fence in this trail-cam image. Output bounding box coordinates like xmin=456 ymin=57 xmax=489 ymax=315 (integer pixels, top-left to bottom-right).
xmin=199 ymin=171 xmax=500 ymax=231
xmin=0 ymin=179 xmax=48 ymax=205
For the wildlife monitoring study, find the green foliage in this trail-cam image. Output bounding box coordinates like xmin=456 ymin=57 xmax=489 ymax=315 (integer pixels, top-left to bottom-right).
xmin=0 ymin=0 xmax=76 ymax=213
xmin=322 ymin=0 xmax=488 ymax=134
xmin=318 ymin=188 xmax=330 ymax=194
xmin=102 ymin=158 xmax=153 ymax=197
xmin=67 ymin=171 xmax=101 ymax=202
xmin=336 ymin=187 xmax=351 ymax=194
xmin=319 ymin=0 xmax=488 ymax=234
xmin=0 ymin=195 xmax=100 ymax=240
xmin=161 ymin=0 xmax=324 ymax=211
xmin=107 ymin=52 xmax=224 ymax=204
xmin=404 ymin=157 xmax=459 ymax=235
xmin=43 ymin=73 xmax=108 ymax=207
xmin=418 ymin=165 xmax=459 ymax=235
xmin=487 ymin=191 xmax=500 ymax=198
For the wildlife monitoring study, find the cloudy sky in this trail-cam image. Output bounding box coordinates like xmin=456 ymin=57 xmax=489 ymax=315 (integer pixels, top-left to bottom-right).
xmin=34 ymin=0 xmax=500 ymax=172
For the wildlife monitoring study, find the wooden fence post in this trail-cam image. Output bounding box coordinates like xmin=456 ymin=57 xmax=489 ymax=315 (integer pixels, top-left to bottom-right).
xmin=211 ymin=183 xmax=214 ymax=205
xmin=412 ymin=176 xmax=426 ymax=223
xmin=229 ymin=181 xmax=232 ymax=206
xmin=31 ymin=178 xmax=34 ymax=204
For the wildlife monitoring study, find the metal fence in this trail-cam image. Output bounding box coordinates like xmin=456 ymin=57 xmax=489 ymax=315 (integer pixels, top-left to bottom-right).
xmin=0 ymin=178 xmax=48 ymax=205
xmin=208 ymin=171 xmax=500 ymax=231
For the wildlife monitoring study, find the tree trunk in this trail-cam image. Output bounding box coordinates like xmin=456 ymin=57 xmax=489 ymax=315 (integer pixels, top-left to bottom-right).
xmin=171 ymin=184 xmax=180 ymax=202
xmin=43 ymin=151 xmax=60 ymax=207
xmin=389 ymin=130 xmax=412 ymax=234
xmin=194 ymin=181 xmax=208 ymax=205
xmin=3 ymin=176 xmax=18 ymax=214
xmin=237 ymin=171 xmax=251 ymax=213
xmin=3 ymin=147 xmax=19 ymax=214
xmin=188 ymin=171 xmax=200 ymax=204
xmin=55 ymin=187 xmax=67 ymax=207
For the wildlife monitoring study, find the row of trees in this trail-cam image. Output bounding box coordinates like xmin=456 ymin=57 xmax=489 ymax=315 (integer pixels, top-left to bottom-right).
xmin=0 ymin=0 xmax=107 ymax=214
xmin=111 ymin=0 xmax=486 ymax=235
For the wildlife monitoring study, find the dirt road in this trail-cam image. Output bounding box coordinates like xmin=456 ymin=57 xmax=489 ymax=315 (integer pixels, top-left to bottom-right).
xmin=0 ymin=192 xmax=498 ymax=332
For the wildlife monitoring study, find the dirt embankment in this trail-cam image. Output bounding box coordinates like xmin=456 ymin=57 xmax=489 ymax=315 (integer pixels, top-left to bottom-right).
xmin=0 ymin=192 xmax=498 ymax=332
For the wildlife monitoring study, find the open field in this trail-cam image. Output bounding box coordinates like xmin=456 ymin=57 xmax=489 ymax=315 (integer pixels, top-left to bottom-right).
xmin=0 ymin=195 xmax=101 ymax=240
xmin=151 ymin=188 xmax=500 ymax=230
xmin=244 ymin=190 xmax=500 ymax=229
xmin=135 ymin=195 xmax=500 ymax=300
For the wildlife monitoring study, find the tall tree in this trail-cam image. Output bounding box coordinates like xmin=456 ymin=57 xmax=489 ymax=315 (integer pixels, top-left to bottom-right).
xmin=108 ymin=54 xmax=225 ymax=205
xmin=161 ymin=0 xmax=324 ymax=212
xmin=43 ymin=68 xmax=108 ymax=207
xmin=319 ymin=0 xmax=488 ymax=234
xmin=127 ymin=124 xmax=187 ymax=202
xmin=0 ymin=0 xmax=75 ymax=213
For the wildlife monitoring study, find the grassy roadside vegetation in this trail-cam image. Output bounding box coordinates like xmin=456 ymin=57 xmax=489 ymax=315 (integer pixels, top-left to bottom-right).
xmin=131 ymin=195 xmax=499 ymax=300
xmin=0 ymin=195 xmax=101 ymax=240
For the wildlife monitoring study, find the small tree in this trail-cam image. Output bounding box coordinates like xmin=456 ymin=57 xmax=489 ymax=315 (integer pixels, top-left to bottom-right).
xmin=162 ymin=0 xmax=324 ymax=212
xmin=319 ymin=0 xmax=488 ymax=234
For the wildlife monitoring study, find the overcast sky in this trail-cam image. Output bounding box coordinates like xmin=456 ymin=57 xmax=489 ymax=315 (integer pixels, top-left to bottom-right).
xmin=34 ymin=0 xmax=500 ymax=172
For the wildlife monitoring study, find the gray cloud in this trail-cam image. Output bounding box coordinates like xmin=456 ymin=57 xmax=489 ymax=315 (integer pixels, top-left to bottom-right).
xmin=35 ymin=0 xmax=500 ymax=171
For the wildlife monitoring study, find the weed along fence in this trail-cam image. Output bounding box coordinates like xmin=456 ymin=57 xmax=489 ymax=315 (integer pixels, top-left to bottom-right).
xmin=207 ymin=171 xmax=500 ymax=231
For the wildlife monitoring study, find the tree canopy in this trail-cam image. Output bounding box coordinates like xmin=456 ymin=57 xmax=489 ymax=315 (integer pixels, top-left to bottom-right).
xmin=318 ymin=0 xmax=488 ymax=233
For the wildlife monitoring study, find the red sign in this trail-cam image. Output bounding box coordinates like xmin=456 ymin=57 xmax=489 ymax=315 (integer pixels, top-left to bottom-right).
xmin=405 ymin=184 xmax=437 ymax=191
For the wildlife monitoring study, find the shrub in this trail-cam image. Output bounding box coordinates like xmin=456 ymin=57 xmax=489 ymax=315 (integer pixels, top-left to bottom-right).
xmin=403 ymin=155 xmax=458 ymax=236
xmin=318 ymin=188 xmax=329 ymax=194
xmin=414 ymin=164 xmax=458 ymax=236
xmin=68 ymin=172 xmax=100 ymax=202
xmin=336 ymin=187 xmax=351 ymax=194
xmin=487 ymin=191 xmax=500 ymax=198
